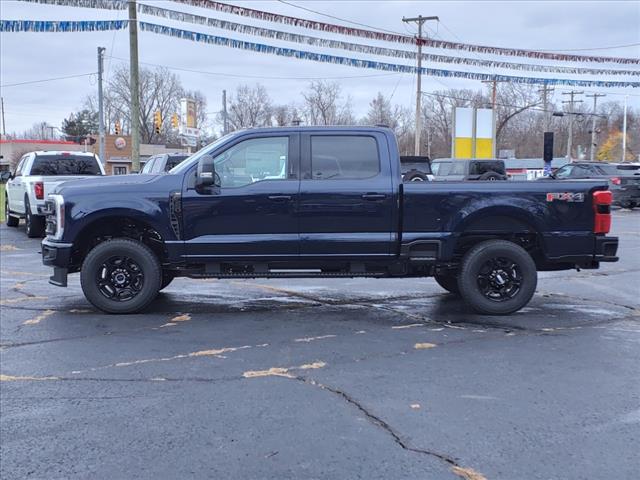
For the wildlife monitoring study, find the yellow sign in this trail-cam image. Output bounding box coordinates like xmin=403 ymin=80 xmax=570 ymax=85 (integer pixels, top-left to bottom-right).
xmin=452 ymin=107 xmax=495 ymax=158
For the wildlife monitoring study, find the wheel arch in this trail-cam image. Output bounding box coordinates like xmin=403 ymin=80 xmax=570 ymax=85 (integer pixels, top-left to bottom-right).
xmin=70 ymin=210 xmax=170 ymax=269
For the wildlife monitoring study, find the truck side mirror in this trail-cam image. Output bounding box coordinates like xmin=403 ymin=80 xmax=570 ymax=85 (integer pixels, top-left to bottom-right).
xmin=196 ymin=155 xmax=219 ymax=189
xmin=0 ymin=171 xmax=12 ymax=182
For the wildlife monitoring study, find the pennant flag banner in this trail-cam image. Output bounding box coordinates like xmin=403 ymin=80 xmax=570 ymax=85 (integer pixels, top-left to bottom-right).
xmin=170 ymin=0 xmax=639 ymax=65
xmin=0 ymin=19 xmax=128 ymax=32
xmin=138 ymin=22 xmax=640 ymax=88
xmin=139 ymin=4 xmax=639 ymax=77
xmin=18 ymin=0 xmax=127 ymax=9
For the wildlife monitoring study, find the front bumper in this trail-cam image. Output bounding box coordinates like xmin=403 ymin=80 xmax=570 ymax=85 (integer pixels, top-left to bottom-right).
xmin=41 ymin=238 xmax=73 ymax=286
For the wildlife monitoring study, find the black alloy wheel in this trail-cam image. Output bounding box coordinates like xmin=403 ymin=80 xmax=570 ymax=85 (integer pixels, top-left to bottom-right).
xmin=81 ymin=238 xmax=161 ymax=314
xmin=96 ymin=256 xmax=145 ymax=301
xmin=458 ymin=239 xmax=537 ymax=315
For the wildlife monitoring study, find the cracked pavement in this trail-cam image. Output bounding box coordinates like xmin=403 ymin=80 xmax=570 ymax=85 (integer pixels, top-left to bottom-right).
xmin=1 ymin=210 xmax=639 ymax=479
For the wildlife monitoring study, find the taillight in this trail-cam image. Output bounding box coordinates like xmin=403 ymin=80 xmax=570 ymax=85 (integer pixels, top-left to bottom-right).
xmin=593 ymin=190 xmax=612 ymax=234
xmin=34 ymin=182 xmax=44 ymax=200
xmin=611 ymin=177 xmax=621 ymax=185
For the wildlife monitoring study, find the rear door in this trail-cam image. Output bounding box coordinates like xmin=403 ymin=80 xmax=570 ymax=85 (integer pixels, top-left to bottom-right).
xmin=298 ymin=132 xmax=394 ymax=257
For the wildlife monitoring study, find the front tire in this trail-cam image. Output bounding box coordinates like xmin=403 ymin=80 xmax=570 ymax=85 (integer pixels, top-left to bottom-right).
xmin=80 ymin=238 xmax=161 ymax=314
xmin=25 ymin=198 xmax=44 ymax=237
xmin=5 ymin=195 xmax=19 ymax=227
xmin=457 ymin=240 xmax=537 ymax=315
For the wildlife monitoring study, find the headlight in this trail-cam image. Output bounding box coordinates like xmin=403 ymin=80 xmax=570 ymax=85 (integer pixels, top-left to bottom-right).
xmin=45 ymin=194 xmax=65 ymax=240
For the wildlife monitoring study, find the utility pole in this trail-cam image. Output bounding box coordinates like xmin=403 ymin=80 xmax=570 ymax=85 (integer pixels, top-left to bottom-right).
xmin=128 ymin=0 xmax=141 ymax=172
xmin=402 ymin=15 xmax=438 ymax=156
xmin=97 ymin=46 xmax=106 ymax=162
xmin=0 ymin=97 xmax=6 ymax=138
xmin=482 ymin=78 xmax=504 ymax=157
xmin=586 ymin=93 xmax=605 ymax=161
xmin=622 ymin=95 xmax=628 ymax=162
xmin=538 ymin=83 xmax=554 ymax=132
xmin=561 ymin=90 xmax=583 ymax=162
xmin=222 ymin=89 xmax=228 ymax=135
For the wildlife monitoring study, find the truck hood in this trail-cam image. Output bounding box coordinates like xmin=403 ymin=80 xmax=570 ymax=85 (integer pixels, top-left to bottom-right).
xmin=53 ymin=174 xmax=160 ymax=195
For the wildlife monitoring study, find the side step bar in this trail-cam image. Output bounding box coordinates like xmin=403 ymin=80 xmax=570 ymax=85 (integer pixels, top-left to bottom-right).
xmin=187 ymin=271 xmax=386 ymax=279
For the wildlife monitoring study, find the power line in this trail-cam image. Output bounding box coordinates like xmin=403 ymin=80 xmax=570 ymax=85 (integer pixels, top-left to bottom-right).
xmin=532 ymin=42 xmax=640 ymax=52
xmin=106 ymin=55 xmax=403 ymax=80
xmin=0 ymin=72 xmax=96 ymax=88
xmin=276 ymin=0 xmax=407 ymax=36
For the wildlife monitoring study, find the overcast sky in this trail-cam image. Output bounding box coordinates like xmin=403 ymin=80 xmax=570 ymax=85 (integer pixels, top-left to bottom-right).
xmin=1 ymin=0 xmax=639 ymax=135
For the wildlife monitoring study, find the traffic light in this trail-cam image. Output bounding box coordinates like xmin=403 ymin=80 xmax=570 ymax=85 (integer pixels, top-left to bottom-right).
xmin=114 ymin=120 xmax=121 ymax=135
xmin=171 ymin=113 xmax=179 ymax=129
xmin=154 ymin=110 xmax=163 ymax=134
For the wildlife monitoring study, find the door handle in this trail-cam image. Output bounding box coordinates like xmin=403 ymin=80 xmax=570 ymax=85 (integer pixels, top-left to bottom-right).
xmin=268 ymin=195 xmax=292 ymax=202
xmin=361 ymin=193 xmax=387 ymax=201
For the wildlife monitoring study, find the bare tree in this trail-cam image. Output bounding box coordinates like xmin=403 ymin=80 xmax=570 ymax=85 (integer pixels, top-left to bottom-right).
xmin=271 ymin=103 xmax=301 ymax=127
xmin=219 ymin=84 xmax=272 ymax=131
xmin=85 ymin=65 xmax=206 ymax=144
xmin=302 ymin=81 xmax=354 ymax=125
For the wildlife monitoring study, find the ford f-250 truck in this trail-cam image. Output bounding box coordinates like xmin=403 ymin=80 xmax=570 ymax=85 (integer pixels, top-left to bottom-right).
xmin=41 ymin=127 xmax=619 ymax=315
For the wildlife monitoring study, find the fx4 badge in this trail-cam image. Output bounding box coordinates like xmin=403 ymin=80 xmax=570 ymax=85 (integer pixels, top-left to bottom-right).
xmin=546 ymin=192 xmax=585 ymax=202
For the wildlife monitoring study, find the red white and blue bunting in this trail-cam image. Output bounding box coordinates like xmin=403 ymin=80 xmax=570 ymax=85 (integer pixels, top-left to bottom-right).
xmin=138 ymin=22 xmax=640 ymax=88
xmin=17 ymin=0 xmax=127 ymax=9
xmin=170 ymin=0 xmax=640 ymax=65
xmin=139 ymin=3 xmax=639 ymax=77
xmin=0 ymin=19 xmax=128 ymax=32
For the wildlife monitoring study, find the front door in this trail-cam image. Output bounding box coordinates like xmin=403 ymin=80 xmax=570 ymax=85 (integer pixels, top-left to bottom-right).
xmin=298 ymin=132 xmax=395 ymax=257
xmin=181 ymin=133 xmax=300 ymax=260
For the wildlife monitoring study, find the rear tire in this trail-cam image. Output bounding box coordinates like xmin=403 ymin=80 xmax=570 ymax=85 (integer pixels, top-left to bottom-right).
xmin=404 ymin=171 xmax=428 ymax=182
xmin=458 ymin=239 xmax=537 ymax=315
xmin=479 ymin=171 xmax=505 ymax=181
xmin=5 ymin=195 xmax=19 ymax=227
xmin=25 ymin=198 xmax=44 ymax=237
xmin=80 ymin=238 xmax=161 ymax=314
xmin=434 ymin=272 xmax=460 ymax=295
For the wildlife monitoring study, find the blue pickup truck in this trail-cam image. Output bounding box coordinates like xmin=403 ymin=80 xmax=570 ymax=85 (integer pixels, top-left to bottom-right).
xmin=40 ymin=126 xmax=618 ymax=315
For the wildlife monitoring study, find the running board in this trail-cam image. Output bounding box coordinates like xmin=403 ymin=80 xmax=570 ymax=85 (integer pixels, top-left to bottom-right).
xmin=187 ymin=271 xmax=386 ymax=279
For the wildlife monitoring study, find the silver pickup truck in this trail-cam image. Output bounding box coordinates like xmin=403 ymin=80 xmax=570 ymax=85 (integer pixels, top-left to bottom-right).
xmin=4 ymin=151 xmax=105 ymax=237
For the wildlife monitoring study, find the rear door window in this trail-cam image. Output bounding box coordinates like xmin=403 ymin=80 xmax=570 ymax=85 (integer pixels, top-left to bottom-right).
xmin=30 ymin=154 xmax=102 ymax=176
xmin=310 ymin=136 xmax=379 ymax=180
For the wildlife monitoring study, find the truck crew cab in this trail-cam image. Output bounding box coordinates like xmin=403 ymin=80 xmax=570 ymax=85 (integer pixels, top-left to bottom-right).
xmin=41 ymin=127 xmax=618 ymax=315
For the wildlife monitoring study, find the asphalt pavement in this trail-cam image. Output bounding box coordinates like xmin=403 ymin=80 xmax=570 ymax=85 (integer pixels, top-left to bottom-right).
xmin=1 ymin=211 xmax=639 ymax=480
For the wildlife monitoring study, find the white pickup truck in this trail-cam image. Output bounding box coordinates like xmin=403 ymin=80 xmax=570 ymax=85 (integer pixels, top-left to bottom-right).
xmin=4 ymin=151 xmax=105 ymax=237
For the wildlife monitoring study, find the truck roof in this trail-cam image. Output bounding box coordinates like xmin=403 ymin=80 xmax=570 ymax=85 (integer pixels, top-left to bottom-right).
xmin=234 ymin=125 xmax=394 ymax=134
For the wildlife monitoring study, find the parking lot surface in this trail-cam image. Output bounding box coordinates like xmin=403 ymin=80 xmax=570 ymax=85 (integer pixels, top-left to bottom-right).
xmin=1 ymin=211 xmax=639 ymax=480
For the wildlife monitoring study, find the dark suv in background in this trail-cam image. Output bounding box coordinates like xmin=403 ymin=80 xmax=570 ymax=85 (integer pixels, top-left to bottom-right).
xmin=432 ymin=158 xmax=507 ymax=181
xmin=549 ymin=162 xmax=640 ymax=209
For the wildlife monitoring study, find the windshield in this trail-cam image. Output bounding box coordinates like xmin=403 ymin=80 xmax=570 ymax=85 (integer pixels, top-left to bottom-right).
xmin=30 ymin=154 xmax=102 ymax=176
xmin=168 ymin=132 xmax=239 ymax=174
